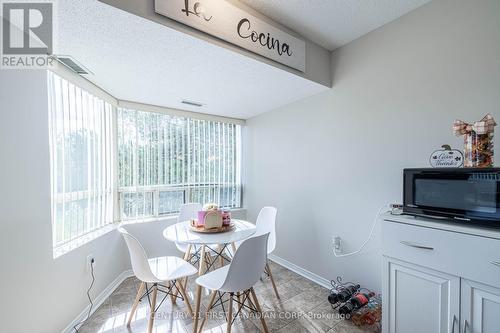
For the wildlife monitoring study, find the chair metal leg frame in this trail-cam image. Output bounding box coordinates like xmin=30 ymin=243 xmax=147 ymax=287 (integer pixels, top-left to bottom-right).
xmin=127 ymin=280 xmax=193 ymax=329
xmin=264 ymin=262 xmax=280 ymax=299
xmin=198 ymin=289 xmax=268 ymax=333
xmin=203 ymin=244 xmax=232 ymax=273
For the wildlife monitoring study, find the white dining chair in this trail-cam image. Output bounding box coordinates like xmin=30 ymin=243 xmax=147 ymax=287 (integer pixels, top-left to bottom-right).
xmin=118 ymin=227 xmax=197 ymax=333
xmin=196 ymin=233 xmax=270 ymax=333
xmin=255 ymin=206 xmax=279 ymax=299
xmin=175 ymin=203 xmax=203 ymax=258
xmin=228 ymin=206 xmax=279 ymax=299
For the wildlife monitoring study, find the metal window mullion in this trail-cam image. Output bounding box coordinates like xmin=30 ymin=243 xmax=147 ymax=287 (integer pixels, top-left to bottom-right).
xmin=47 ymin=73 xmax=58 ymax=246
xmin=217 ymin=122 xmax=221 ymax=206
xmin=202 ymin=120 xmax=207 ymax=203
xmin=235 ymin=125 xmax=242 ymax=208
xmin=186 ymin=119 xmax=191 ymax=204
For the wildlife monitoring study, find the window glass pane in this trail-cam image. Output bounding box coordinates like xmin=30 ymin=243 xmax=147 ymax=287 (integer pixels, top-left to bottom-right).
xmin=48 ymin=72 xmax=114 ymax=248
xmin=117 ymin=108 xmax=241 ymax=219
xmin=121 ymin=192 xmax=154 ymax=219
xmin=158 ymin=190 xmax=185 ymax=215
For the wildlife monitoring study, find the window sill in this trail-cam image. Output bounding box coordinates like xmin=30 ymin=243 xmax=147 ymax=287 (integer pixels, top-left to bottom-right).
xmin=119 ymin=208 xmax=247 ymax=226
xmin=53 ymin=223 xmax=118 ymax=259
xmin=52 ymin=208 xmax=247 ymax=258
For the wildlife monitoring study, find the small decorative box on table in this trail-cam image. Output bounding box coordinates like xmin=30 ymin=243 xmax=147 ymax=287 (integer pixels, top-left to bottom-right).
xmin=189 ymin=204 xmax=233 ymax=233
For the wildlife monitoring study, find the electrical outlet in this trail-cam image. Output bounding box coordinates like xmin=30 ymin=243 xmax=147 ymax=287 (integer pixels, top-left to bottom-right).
xmin=333 ymin=236 xmax=342 ymax=253
xmin=86 ymin=254 xmax=95 ymax=272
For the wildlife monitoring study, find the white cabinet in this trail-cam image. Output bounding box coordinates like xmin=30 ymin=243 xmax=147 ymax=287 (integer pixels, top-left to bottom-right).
xmin=461 ymin=279 xmax=500 ymax=333
xmin=382 ymin=215 xmax=500 ymax=333
xmin=383 ymin=258 xmax=460 ymax=333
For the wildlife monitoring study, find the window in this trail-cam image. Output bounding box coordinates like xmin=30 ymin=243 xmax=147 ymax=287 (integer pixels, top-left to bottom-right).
xmin=117 ymin=108 xmax=241 ymax=219
xmin=47 ymin=72 xmax=242 ymax=252
xmin=48 ymin=73 xmax=115 ymax=249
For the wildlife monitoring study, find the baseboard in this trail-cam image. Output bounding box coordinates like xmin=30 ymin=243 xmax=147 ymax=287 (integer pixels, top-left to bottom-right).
xmin=62 ymin=269 xmax=134 ymax=333
xmin=268 ymin=254 xmax=331 ymax=290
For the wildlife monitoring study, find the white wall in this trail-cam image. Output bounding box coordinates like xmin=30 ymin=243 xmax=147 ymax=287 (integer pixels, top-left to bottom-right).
xmin=0 ymin=70 xmax=130 ymax=333
xmin=244 ymin=0 xmax=500 ymax=292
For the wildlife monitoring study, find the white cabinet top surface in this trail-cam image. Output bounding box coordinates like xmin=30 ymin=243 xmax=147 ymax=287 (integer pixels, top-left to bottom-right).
xmin=382 ymin=212 xmax=500 ymax=241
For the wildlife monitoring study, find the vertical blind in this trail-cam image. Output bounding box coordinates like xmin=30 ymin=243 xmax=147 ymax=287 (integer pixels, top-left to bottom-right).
xmin=48 ymin=72 xmax=115 ymax=247
xmin=117 ymin=108 xmax=241 ymax=219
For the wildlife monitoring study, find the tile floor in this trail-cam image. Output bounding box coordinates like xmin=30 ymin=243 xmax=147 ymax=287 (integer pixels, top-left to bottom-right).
xmin=78 ymin=261 xmax=380 ymax=333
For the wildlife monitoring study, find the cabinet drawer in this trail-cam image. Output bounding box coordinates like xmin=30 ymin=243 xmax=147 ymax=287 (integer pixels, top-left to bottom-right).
xmin=382 ymin=221 xmax=500 ymax=288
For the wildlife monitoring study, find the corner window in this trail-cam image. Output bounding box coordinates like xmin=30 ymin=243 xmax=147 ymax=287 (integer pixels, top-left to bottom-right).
xmin=117 ymin=108 xmax=242 ymax=220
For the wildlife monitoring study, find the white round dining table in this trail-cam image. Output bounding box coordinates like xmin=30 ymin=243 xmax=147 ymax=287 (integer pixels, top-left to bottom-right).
xmin=163 ymin=219 xmax=257 ymax=333
xmin=163 ymin=219 xmax=257 ymax=246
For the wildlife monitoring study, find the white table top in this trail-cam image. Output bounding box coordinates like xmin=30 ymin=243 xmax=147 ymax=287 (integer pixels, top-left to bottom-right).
xmin=163 ymin=219 xmax=257 ymax=245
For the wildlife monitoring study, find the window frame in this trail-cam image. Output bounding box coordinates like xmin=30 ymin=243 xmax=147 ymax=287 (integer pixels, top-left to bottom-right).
xmin=115 ymin=109 xmax=243 ymax=221
xmin=48 ymin=69 xmax=244 ymax=254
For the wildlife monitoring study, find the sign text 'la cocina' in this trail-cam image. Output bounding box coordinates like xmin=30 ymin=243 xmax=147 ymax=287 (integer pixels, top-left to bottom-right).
xmin=236 ymin=19 xmax=292 ymax=57
xmin=155 ymin=0 xmax=306 ymax=72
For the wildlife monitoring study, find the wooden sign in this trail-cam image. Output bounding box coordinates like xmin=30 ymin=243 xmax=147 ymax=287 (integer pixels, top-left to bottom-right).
xmin=155 ymin=0 xmax=306 ymax=72
xmin=429 ymin=145 xmax=464 ymax=168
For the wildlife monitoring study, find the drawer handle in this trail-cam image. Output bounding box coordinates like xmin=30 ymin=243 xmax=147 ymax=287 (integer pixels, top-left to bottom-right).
xmin=490 ymin=261 xmax=500 ymax=267
xmin=400 ymin=241 xmax=434 ymax=251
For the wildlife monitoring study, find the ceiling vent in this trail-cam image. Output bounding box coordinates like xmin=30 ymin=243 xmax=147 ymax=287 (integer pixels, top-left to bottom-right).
xmin=182 ymin=100 xmax=204 ymax=107
xmin=55 ymin=55 xmax=92 ymax=75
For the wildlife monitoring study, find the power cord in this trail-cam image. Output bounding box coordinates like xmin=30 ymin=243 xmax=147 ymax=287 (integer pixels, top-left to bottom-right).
xmin=73 ymin=258 xmax=96 ymax=332
xmin=333 ymin=204 xmax=390 ymax=257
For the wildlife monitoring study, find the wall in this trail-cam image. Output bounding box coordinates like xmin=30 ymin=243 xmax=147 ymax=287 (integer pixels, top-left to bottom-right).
xmin=244 ymin=0 xmax=500 ymax=292
xmin=0 ymin=70 xmax=128 ymax=333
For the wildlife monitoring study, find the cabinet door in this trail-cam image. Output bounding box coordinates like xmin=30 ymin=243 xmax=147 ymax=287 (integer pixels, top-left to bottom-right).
xmin=383 ymin=257 xmax=460 ymax=333
xmin=461 ymin=279 xmax=500 ymax=333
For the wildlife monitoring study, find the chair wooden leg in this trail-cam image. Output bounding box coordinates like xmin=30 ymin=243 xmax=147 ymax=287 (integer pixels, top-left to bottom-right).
xmin=177 ymin=280 xmax=194 ymax=318
xmin=192 ymin=245 xmax=206 ymax=333
xmin=147 ymin=284 xmax=158 ymax=333
xmin=266 ymin=263 xmax=280 ymax=299
xmin=172 ymin=245 xmax=193 ymax=300
xmin=250 ymin=288 xmax=269 ymax=333
xmin=236 ymin=292 xmax=242 ymax=307
xmin=198 ymin=290 xmax=217 ymax=333
xmin=231 ymin=242 xmax=237 ymax=257
xmin=169 ymin=281 xmax=177 ymax=304
xmin=127 ymin=281 xmax=145 ymax=327
xmin=246 ymin=291 xmax=256 ymax=310
xmin=226 ymin=293 xmax=233 ymax=333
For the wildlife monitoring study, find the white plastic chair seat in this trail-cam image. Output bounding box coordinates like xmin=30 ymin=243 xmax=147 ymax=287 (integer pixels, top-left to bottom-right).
xmin=195 ymin=266 xmax=230 ymax=291
xmin=148 ymin=256 xmax=198 ymax=282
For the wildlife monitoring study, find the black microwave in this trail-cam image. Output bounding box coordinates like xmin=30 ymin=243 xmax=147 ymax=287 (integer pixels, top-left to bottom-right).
xmin=403 ymin=168 xmax=500 ymax=227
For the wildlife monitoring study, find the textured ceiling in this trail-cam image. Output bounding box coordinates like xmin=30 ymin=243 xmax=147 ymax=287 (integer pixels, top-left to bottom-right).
xmin=241 ymin=0 xmax=432 ymax=50
xmin=56 ymin=0 xmax=327 ymax=119
xmin=56 ymin=0 xmax=432 ymax=119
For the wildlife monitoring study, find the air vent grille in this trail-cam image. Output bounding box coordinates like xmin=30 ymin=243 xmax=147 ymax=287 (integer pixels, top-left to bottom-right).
xmin=182 ymin=100 xmax=204 ymax=107
xmin=56 ymin=56 xmax=91 ymax=75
